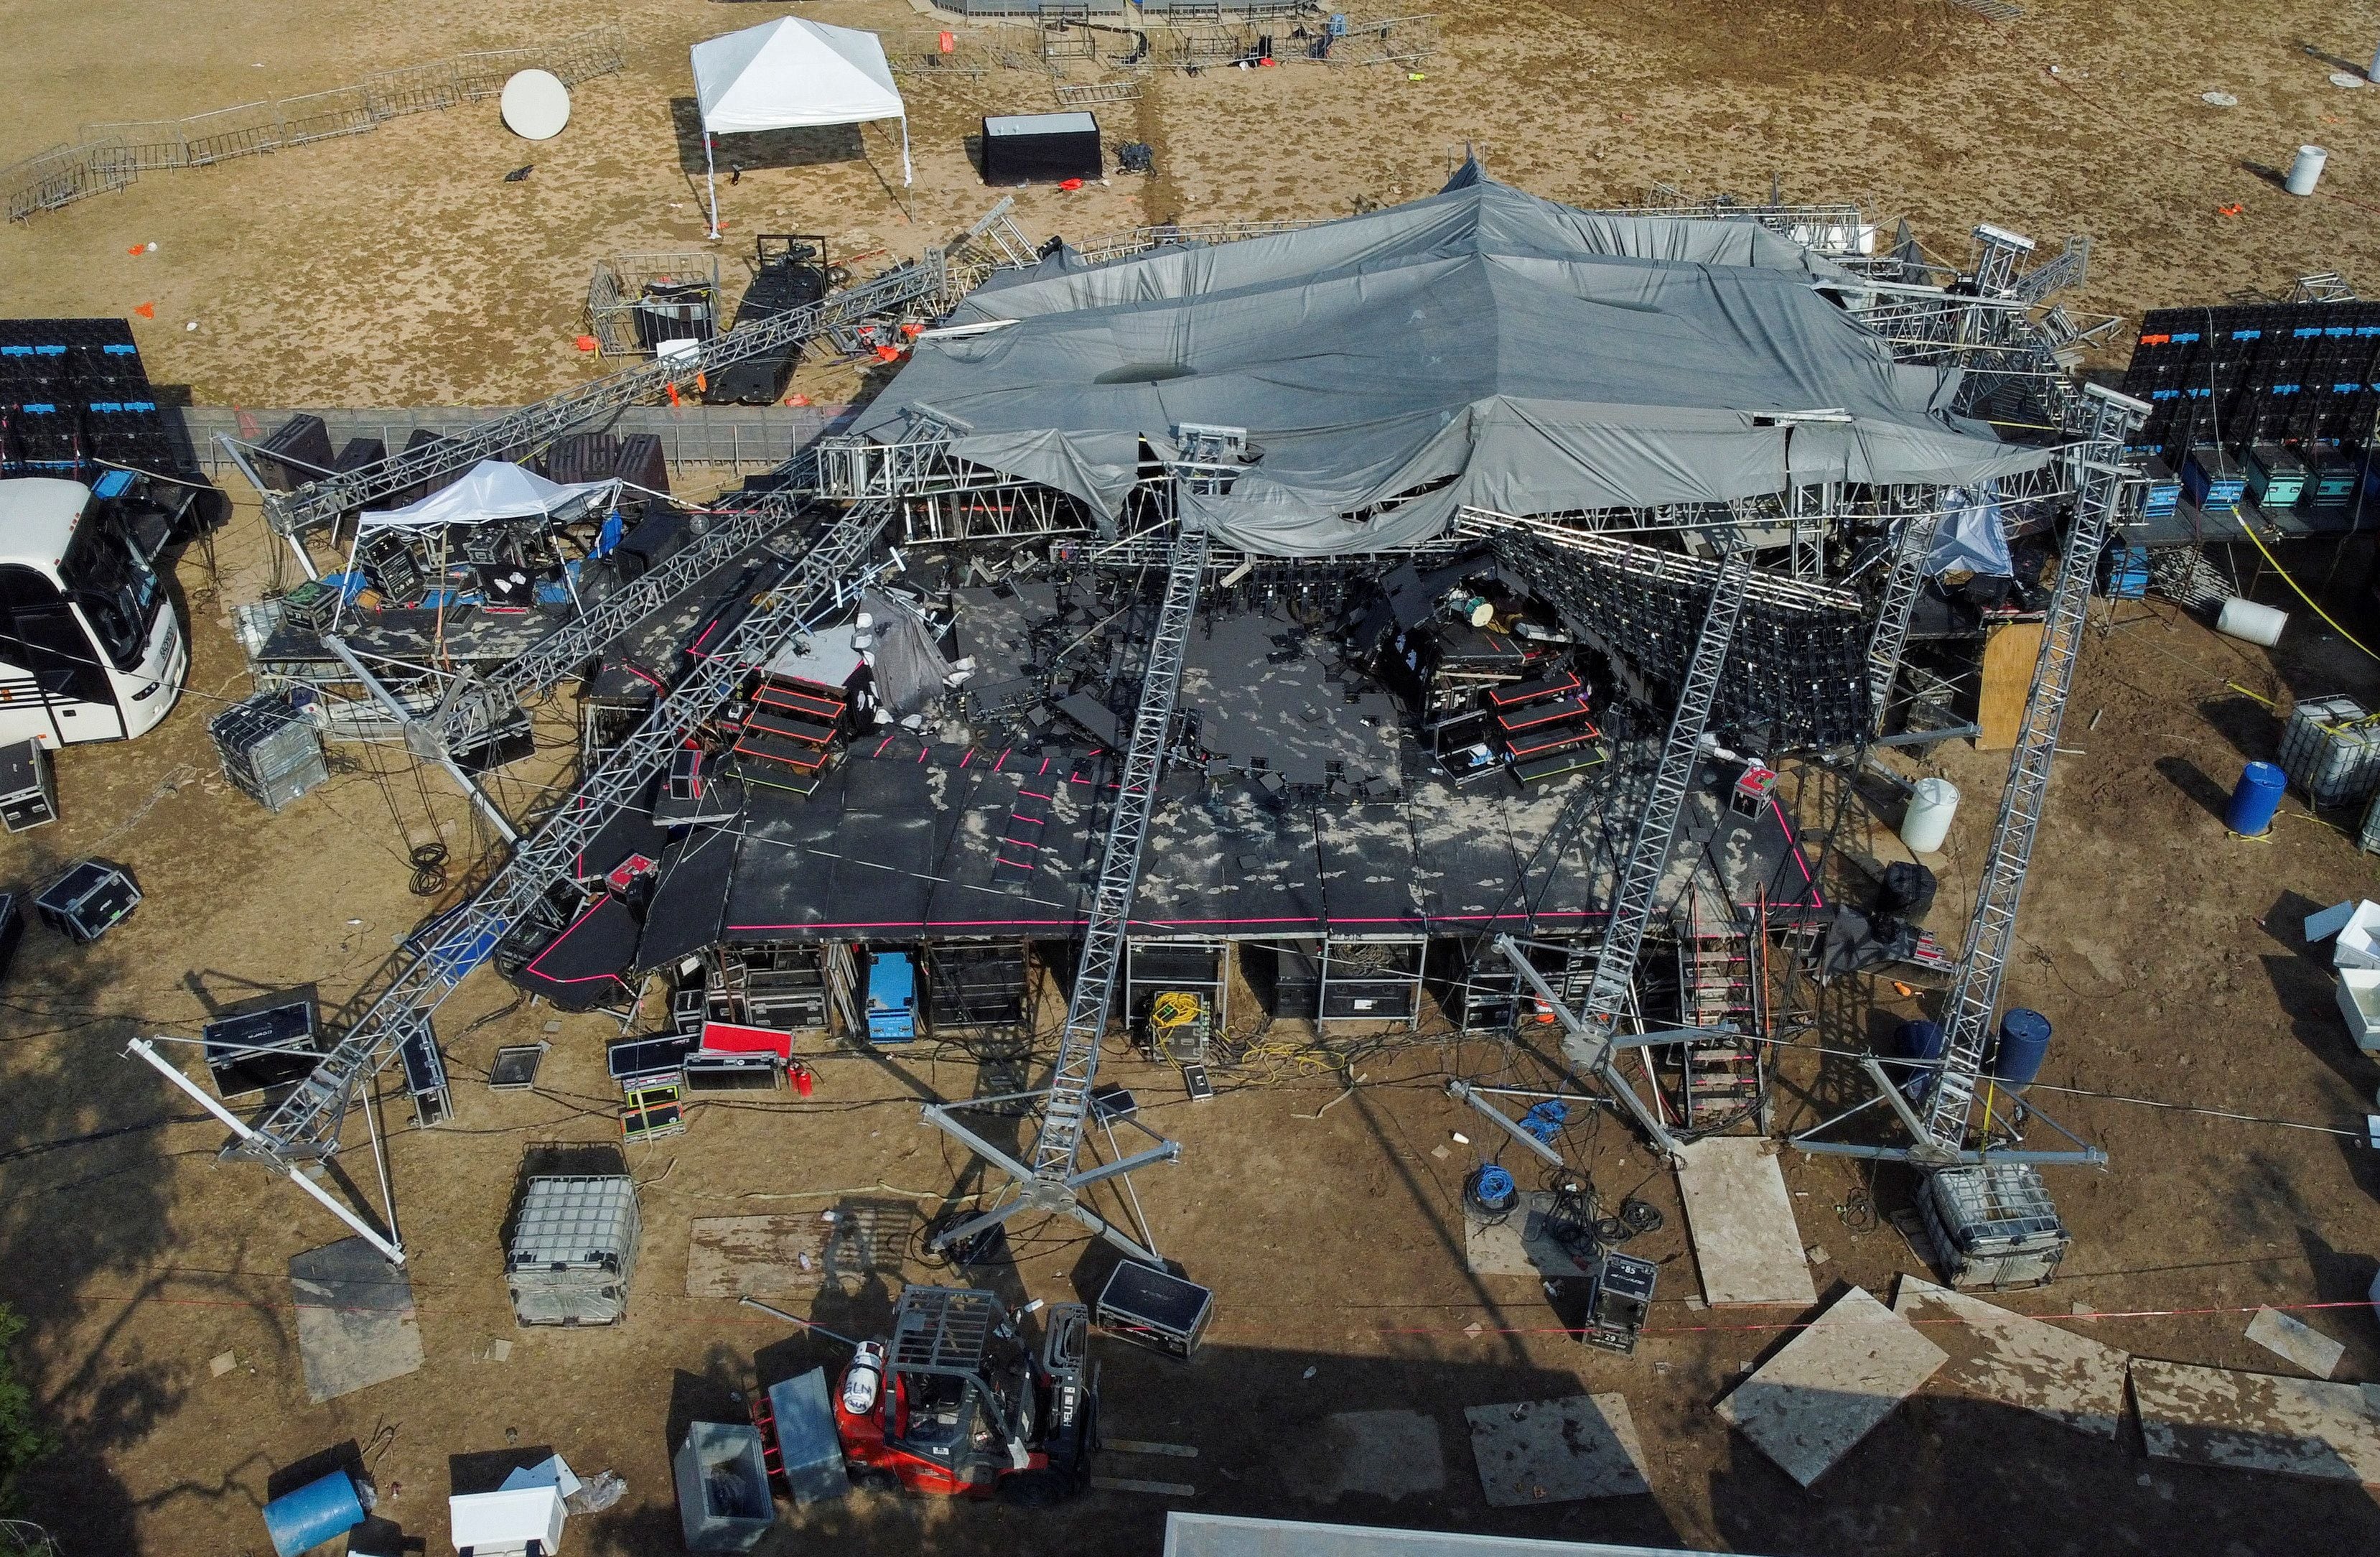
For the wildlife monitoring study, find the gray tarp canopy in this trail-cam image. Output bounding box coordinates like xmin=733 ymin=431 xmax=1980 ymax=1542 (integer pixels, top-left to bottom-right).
xmin=855 ymin=164 xmax=2053 ymax=557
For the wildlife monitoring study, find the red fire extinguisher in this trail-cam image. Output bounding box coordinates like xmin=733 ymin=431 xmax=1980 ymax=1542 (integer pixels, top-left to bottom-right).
xmin=791 ymin=1062 xmax=815 ymax=1099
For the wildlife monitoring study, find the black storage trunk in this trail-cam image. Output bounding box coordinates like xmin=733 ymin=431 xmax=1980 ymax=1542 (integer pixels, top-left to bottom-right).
xmin=927 ymin=943 xmax=1030 ymax=1027
xmin=1249 ymin=939 xmax=1322 ymax=1020
xmin=706 ymin=236 xmax=831 ymax=406
xmin=257 ymin=414 xmax=333 ymax=491
xmin=981 ymin=112 xmax=1103 ymax=187
xmin=202 ymin=1000 xmax=320 ymax=1099
xmin=1096 ymin=1261 xmax=1213 ymax=1361
xmin=0 ymin=893 xmax=21 ymax=985
xmin=0 ymin=738 xmax=57 ymax=833
xmin=34 ymin=859 xmax=140 ymax=944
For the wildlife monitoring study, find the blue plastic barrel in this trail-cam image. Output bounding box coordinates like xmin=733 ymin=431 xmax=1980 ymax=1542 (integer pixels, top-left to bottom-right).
xmin=2226 ymin=761 xmax=2287 ymax=836
xmin=1992 ymin=1009 xmax=2053 ymax=1089
xmin=261 ymin=1469 xmax=364 ymax=1557
xmin=1890 ymin=1019 xmax=1944 ymax=1102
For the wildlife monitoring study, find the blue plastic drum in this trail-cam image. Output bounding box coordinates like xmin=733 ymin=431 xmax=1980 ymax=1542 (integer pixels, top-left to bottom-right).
xmin=261 ymin=1469 xmax=363 ymax=1557
xmin=2225 ymin=761 xmax=2286 ymax=837
xmin=1992 ymin=1009 xmax=2053 ymax=1089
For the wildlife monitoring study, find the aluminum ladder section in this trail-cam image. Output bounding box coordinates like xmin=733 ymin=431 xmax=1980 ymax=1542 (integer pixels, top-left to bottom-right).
xmin=1864 ymin=501 xmax=1948 ymax=733
xmin=1917 ymin=386 xmax=2146 ymax=1149
xmin=237 ymin=498 xmax=897 ymax=1164
xmin=1029 ymin=523 xmax=1210 ymax=1180
xmin=1564 ymin=547 xmax=1753 ymax=1073
xmin=262 ymin=256 xmax=947 ymax=537
xmin=431 ymin=449 xmax=825 ymax=753
xmin=964 ymin=195 xmax=1042 ymax=271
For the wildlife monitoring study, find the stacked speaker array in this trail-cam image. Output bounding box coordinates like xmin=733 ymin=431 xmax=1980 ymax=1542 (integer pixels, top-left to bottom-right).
xmin=2120 ymin=302 xmax=2380 ymax=461
xmin=0 ymin=317 xmax=193 ymax=480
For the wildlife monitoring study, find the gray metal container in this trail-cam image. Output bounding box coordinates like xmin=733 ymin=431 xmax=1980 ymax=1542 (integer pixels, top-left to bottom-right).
xmin=505 ymin=1175 xmax=640 ymax=1326
xmin=209 ymin=691 xmax=328 ymax=813
xmin=673 ymin=1422 xmax=775 ymax=1552
xmin=2279 ymin=695 xmax=2380 ymax=808
xmin=1918 ymin=1162 xmax=2069 ymax=1289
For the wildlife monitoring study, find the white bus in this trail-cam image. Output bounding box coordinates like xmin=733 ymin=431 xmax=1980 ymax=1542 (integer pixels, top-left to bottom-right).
xmin=0 ymin=475 xmax=187 ymax=746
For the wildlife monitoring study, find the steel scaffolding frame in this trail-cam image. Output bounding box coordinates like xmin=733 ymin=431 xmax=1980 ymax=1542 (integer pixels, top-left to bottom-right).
xmin=233 ymin=498 xmax=898 ymax=1179
xmin=923 ymin=520 xmax=1210 ymax=1264
xmin=260 ymin=256 xmax=953 ymax=538
xmin=1864 ymin=498 xmax=1947 ymax=733
xmin=1793 ymin=382 xmax=2148 ymax=1167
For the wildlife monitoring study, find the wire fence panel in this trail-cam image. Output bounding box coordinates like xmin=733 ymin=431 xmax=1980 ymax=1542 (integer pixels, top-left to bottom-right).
xmin=6 ymin=25 xmax=625 ymax=220
xmin=278 ymin=85 xmax=377 ymax=147
xmin=78 ymin=120 xmax=192 ymax=171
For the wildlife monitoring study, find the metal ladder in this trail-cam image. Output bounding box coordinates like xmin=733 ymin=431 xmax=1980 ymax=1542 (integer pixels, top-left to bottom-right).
xmin=260 ymin=256 xmax=951 ymax=537
xmin=1676 ymin=906 xmax=1764 ymax=1128
xmin=236 ymin=497 xmax=898 ymax=1164
xmin=963 ymin=196 xmax=1043 ymax=273
xmin=1564 ymin=547 xmax=1753 ymax=1072
xmin=1030 ymin=523 xmax=1210 ymax=1179
xmin=1918 ymin=386 xmax=2146 ymax=1149
xmin=430 ymin=449 xmax=825 ymax=754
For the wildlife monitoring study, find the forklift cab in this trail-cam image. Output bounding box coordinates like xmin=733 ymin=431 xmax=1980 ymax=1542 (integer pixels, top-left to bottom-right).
xmin=833 ymin=1287 xmax=1093 ymax=1503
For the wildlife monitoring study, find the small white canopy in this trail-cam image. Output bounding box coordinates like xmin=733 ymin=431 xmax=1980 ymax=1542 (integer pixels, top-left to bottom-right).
xmin=690 ymin=18 xmax=910 ymax=236
xmin=357 ymin=461 xmax=615 ymax=534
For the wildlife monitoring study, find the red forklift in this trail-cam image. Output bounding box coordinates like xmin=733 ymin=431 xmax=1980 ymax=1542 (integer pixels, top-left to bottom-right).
xmin=750 ymin=1286 xmax=1098 ymax=1506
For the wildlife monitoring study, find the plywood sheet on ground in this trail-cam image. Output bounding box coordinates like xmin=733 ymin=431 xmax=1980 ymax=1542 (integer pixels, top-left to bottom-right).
xmin=2245 ymin=1307 xmax=2347 ymax=1379
xmin=1892 ymin=1276 xmax=2127 ymax=1439
xmin=2130 ymin=1360 xmax=2380 ymax=1483
xmin=1717 ymin=1286 xmax=1946 ymax=1487
xmin=1977 ymin=620 xmax=2044 ymax=750
xmin=1464 ymin=1393 xmax=1651 ymax=1506
xmin=686 ymin=1216 xmax=831 ymax=1300
xmin=290 ymin=1237 xmax=423 ymax=1405
xmin=1674 ymin=1138 xmax=1815 ymax=1307
xmin=1463 ymin=1194 xmax=1594 ymax=1279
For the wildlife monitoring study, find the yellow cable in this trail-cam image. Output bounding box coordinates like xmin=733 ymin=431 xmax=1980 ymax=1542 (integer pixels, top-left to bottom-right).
xmin=2234 ymin=519 xmax=2380 ymax=663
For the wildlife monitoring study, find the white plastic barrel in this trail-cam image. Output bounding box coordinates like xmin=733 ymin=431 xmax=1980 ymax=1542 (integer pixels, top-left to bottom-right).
xmin=2216 ymin=597 xmax=2287 ymax=646
xmin=2287 ymin=144 xmax=2330 ymax=196
xmin=1900 ymin=776 xmax=1960 ymax=854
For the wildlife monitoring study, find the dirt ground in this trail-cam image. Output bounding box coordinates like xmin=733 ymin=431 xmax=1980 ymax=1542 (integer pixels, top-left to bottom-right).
xmin=7 ymin=1 xmax=2380 ymax=1554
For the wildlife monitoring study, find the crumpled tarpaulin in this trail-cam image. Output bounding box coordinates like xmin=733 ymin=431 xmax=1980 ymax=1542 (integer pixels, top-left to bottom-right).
xmin=855 ymin=164 xmax=2052 ymax=557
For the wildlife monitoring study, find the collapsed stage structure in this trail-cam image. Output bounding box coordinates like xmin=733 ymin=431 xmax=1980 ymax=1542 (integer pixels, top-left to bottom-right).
xmin=205 ymin=167 xmax=2144 ymax=1270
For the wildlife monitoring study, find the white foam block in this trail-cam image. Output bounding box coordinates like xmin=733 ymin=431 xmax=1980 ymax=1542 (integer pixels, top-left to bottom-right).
xmin=1717 ymin=1286 xmax=1947 ymax=1487
xmin=2245 ymin=1307 xmax=2347 ymax=1380
xmin=2304 ymin=898 xmax=2357 ymax=944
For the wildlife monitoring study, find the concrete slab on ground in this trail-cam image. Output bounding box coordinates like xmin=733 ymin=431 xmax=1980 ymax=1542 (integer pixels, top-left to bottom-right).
xmin=1279 ymin=1409 xmax=1447 ymax=1503
xmin=1463 ymin=1393 xmax=1651 ymax=1506
xmin=1892 ymin=1275 xmax=2127 ymax=1439
xmin=1717 ymin=1285 xmax=1946 ymax=1487
xmin=289 ymin=1237 xmax=423 ymax=1405
xmin=2130 ymin=1360 xmax=2380 ymax=1482
xmin=2245 ymin=1307 xmax=2347 ymax=1379
xmin=1674 ymin=1137 xmax=1816 ymax=1307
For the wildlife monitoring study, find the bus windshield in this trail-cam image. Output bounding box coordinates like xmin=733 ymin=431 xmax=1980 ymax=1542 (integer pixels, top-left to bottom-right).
xmin=57 ymin=506 xmax=162 ymax=671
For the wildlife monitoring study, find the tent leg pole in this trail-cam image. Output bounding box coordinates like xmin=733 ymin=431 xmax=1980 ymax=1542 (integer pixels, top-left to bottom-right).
xmin=901 ymin=115 xmax=913 ymax=187
xmin=705 ymin=133 xmax=720 ymax=241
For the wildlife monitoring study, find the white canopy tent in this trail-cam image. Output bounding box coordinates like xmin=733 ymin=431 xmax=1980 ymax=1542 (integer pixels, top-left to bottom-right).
xmin=691 ymin=18 xmax=911 ymax=239
xmin=337 ymin=460 xmax=618 ymax=623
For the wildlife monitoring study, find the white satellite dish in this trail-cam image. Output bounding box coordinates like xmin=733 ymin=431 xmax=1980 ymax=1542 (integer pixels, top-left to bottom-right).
xmin=500 ymin=69 xmax=571 ymax=141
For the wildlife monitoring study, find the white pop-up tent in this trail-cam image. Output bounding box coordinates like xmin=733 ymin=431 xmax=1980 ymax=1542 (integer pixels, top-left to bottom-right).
xmin=355 ymin=460 xmax=617 ymax=535
xmin=691 ymin=18 xmax=911 ymax=238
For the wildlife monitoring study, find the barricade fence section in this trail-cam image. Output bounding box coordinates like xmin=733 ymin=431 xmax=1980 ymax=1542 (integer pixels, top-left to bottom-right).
xmin=180 ymin=403 xmax=858 ymax=482
xmin=5 ymin=24 xmax=624 ymax=220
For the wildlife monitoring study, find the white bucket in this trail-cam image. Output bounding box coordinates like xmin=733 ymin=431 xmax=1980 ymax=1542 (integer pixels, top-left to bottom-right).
xmin=2287 ymin=144 xmax=2330 ymax=196
xmin=2216 ymin=596 xmax=2287 ymax=646
xmin=1900 ymin=776 xmax=1960 ymax=854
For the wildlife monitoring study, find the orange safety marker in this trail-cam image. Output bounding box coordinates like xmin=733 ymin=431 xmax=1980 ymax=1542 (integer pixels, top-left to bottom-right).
xmin=2218 ymin=203 xmax=2245 ymax=216
xmin=134 ymin=302 xmax=155 ymax=318
xmin=786 ymin=392 xmax=812 ymax=407
xmin=695 ymin=370 xmax=708 ymax=394
xmin=575 ymin=334 xmax=599 ymax=353
xmin=1060 ymin=177 xmax=1085 ymax=192
xmin=874 ymin=345 xmax=902 ymax=363
xmin=126 ymin=244 xmax=145 ymax=256
xmin=665 ymin=382 xmax=681 ymax=407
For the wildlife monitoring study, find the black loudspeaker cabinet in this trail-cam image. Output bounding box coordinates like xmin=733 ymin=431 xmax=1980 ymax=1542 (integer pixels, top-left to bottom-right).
xmin=980 ymin=112 xmax=1103 ymax=187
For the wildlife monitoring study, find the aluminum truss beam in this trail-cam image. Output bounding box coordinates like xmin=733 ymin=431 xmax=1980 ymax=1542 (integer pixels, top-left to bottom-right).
xmin=923 ymin=521 xmax=1208 ymax=1261
xmin=1916 ymin=385 xmax=2146 ymax=1150
xmin=1865 ymin=502 xmax=1947 ymax=733
xmin=261 ymin=256 xmax=951 ymax=538
xmin=1566 ymin=547 xmax=1753 ymax=1070
xmin=235 ymin=498 xmax=898 ymax=1172
xmin=430 ymin=452 xmax=824 ymax=753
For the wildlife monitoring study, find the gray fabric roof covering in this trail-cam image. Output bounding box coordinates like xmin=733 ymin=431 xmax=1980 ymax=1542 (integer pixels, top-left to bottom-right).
xmin=857 ymin=166 xmax=2051 ymax=557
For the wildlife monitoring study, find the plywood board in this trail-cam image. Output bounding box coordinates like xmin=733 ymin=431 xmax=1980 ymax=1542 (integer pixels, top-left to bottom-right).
xmin=290 ymin=1238 xmax=423 ymax=1404
xmin=1463 ymin=1194 xmax=1594 ymax=1279
xmin=1717 ymin=1286 xmax=1946 ymax=1487
xmin=686 ymin=1216 xmax=831 ymax=1300
xmin=2131 ymin=1360 xmax=2380 ymax=1482
xmin=1674 ymin=1138 xmax=1816 ymax=1307
xmin=1464 ymin=1393 xmax=1651 ymax=1506
xmin=1977 ymin=620 xmax=2044 ymax=750
xmin=1891 ymin=1276 xmax=2127 ymax=1439
xmin=2245 ymin=1308 xmax=2347 ymax=1380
